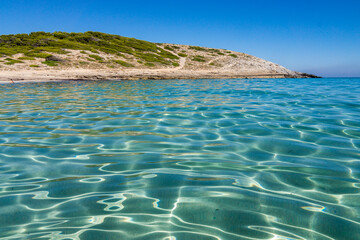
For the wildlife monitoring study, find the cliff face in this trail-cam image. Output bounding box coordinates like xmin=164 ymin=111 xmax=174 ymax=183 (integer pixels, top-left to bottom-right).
xmin=0 ymin=32 xmax=318 ymax=81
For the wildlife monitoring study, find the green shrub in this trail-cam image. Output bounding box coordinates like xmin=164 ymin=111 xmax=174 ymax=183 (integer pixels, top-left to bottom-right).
xmin=30 ymin=65 xmax=40 ymax=67
xmin=158 ymin=49 xmax=179 ymax=60
xmin=80 ymin=50 xmax=87 ymax=54
xmin=209 ymin=62 xmax=222 ymax=67
xmin=208 ymin=48 xmax=225 ymax=55
xmin=42 ymin=60 xmax=58 ymax=66
xmin=88 ymin=54 xmax=103 ymax=61
xmin=0 ymin=47 xmax=23 ymax=56
xmin=189 ymin=46 xmax=207 ymax=52
xmin=136 ymin=52 xmax=172 ymax=65
xmin=25 ymin=52 xmax=52 ymax=58
xmin=172 ymin=62 xmax=180 ymax=67
xmin=29 ymin=32 xmax=52 ymax=38
xmin=4 ymin=58 xmax=23 ymax=65
xmin=36 ymin=47 xmax=69 ymax=54
xmin=53 ymin=32 xmax=69 ymax=39
xmin=18 ymin=56 xmax=35 ymax=60
xmin=178 ymin=53 xmax=187 ymax=57
xmin=192 ymin=55 xmax=206 ymax=62
xmin=229 ymin=54 xmax=238 ymax=58
xmin=164 ymin=46 xmax=174 ymax=51
xmin=144 ymin=62 xmax=155 ymax=67
xmin=90 ymin=49 xmax=99 ymax=53
xmin=99 ymin=47 xmax=118 ymax=54
xmin=113 ymin=60 xmax=134 ymax=67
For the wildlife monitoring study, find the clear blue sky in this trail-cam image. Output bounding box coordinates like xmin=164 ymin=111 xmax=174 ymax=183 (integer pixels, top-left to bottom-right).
xmin=1 ymin=0 xmax=359 ymax=77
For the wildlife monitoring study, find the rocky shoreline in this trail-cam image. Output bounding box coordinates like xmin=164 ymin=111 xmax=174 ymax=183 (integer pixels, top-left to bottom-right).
xmin=0 ymin=69 xmax=319 ymax=83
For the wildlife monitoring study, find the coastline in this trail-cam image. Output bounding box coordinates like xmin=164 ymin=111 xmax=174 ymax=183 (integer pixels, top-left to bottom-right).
xmin=0 ymin=32 xmax=320 ymax=83
xmin=0 ymin=69 xmax=316 ymax=83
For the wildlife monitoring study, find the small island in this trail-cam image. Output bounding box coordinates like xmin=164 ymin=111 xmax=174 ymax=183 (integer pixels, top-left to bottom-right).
xmin=0 ymin=31 xmax=318 ymax=82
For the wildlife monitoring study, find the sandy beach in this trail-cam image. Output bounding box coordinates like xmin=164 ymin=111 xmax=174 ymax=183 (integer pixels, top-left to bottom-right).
xmin=0 ymin=68 xmax=306 ymax=84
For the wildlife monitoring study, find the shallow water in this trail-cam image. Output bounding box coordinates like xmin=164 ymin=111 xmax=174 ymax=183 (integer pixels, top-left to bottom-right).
xmin=0 ymin=78 xmax=360 ymax=239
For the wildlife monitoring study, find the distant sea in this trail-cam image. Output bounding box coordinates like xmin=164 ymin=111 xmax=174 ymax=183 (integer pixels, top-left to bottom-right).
xmin=0 ymin=78 xmax=359 ymax=239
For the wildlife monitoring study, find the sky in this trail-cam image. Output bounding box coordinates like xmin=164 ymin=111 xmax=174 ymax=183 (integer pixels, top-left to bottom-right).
xmin=0 ymin=0 xmax=359 ymax=77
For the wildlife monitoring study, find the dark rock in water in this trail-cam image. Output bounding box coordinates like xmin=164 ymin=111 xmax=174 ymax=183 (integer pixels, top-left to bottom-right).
xmin=296 ymin=72 xmax=321 ymax=78
xmin=302 ymin=73 xmax=321 ymax=78
xmin=45 ymin=55 xmax=65 ymax=62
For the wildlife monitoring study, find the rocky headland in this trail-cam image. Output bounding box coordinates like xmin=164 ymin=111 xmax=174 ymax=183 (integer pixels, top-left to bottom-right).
xmin=0 ymin=32 xmax=319 ymax=82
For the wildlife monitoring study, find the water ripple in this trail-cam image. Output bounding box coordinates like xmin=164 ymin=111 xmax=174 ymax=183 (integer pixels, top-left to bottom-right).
xmin=0 ymin=78 xmax=360 ymax=239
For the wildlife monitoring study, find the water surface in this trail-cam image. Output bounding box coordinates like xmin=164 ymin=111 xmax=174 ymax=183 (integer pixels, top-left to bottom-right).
xmin=0 ymin=78 xmax=360 ymax=239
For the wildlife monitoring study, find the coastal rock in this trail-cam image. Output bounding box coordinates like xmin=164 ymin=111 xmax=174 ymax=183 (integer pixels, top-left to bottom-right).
xmin=296 ymin=72 xmax=321 ymax=78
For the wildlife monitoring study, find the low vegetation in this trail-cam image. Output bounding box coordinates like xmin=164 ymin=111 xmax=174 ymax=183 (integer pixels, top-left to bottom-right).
xmin=144 ymin=63 xmax=155 ymax=67
xmin=4 ymin=58 xmax=23 ymax=65
xmin=113 ymin=60 xmax=134 ymax=67
xmin=192 ymin=55 xmax=206 ymax=62
xmin=88 ymin=54 xmax=103 ymax=61
xmin=42 ymin=60 xmax=58 ymax=67
xmin=209 ymin=62 xmax=222 ymax=67
xmin=0 ymin=31 xmax=245 ymax=70
xmin=25 ymin=52 xmax=52 ymax=58
xmin=189 ymin=46 xmax=225 ymax=55
xmin=0 ymin=31 xmax=180 ymax=66
xmin=18 ymin=56 xmax=35 ymax=60
xmin=189 ymin=46 xmax=207 ymax=52
xmin=164 ymin=46 xmax=174 ymax=51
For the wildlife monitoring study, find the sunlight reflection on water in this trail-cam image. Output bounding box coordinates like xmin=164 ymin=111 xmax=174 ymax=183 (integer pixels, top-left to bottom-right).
xmin=0 ymin=78 xmax=360 ymax=239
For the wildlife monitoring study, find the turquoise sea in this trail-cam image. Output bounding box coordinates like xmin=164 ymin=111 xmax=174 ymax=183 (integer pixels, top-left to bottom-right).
xmin=0 ymin=78 xmax=360 ymax=239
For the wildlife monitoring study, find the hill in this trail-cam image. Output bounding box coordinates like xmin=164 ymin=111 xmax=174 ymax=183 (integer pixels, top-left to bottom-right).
xmin=0 ymin=31 xmax=317 ymax=81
